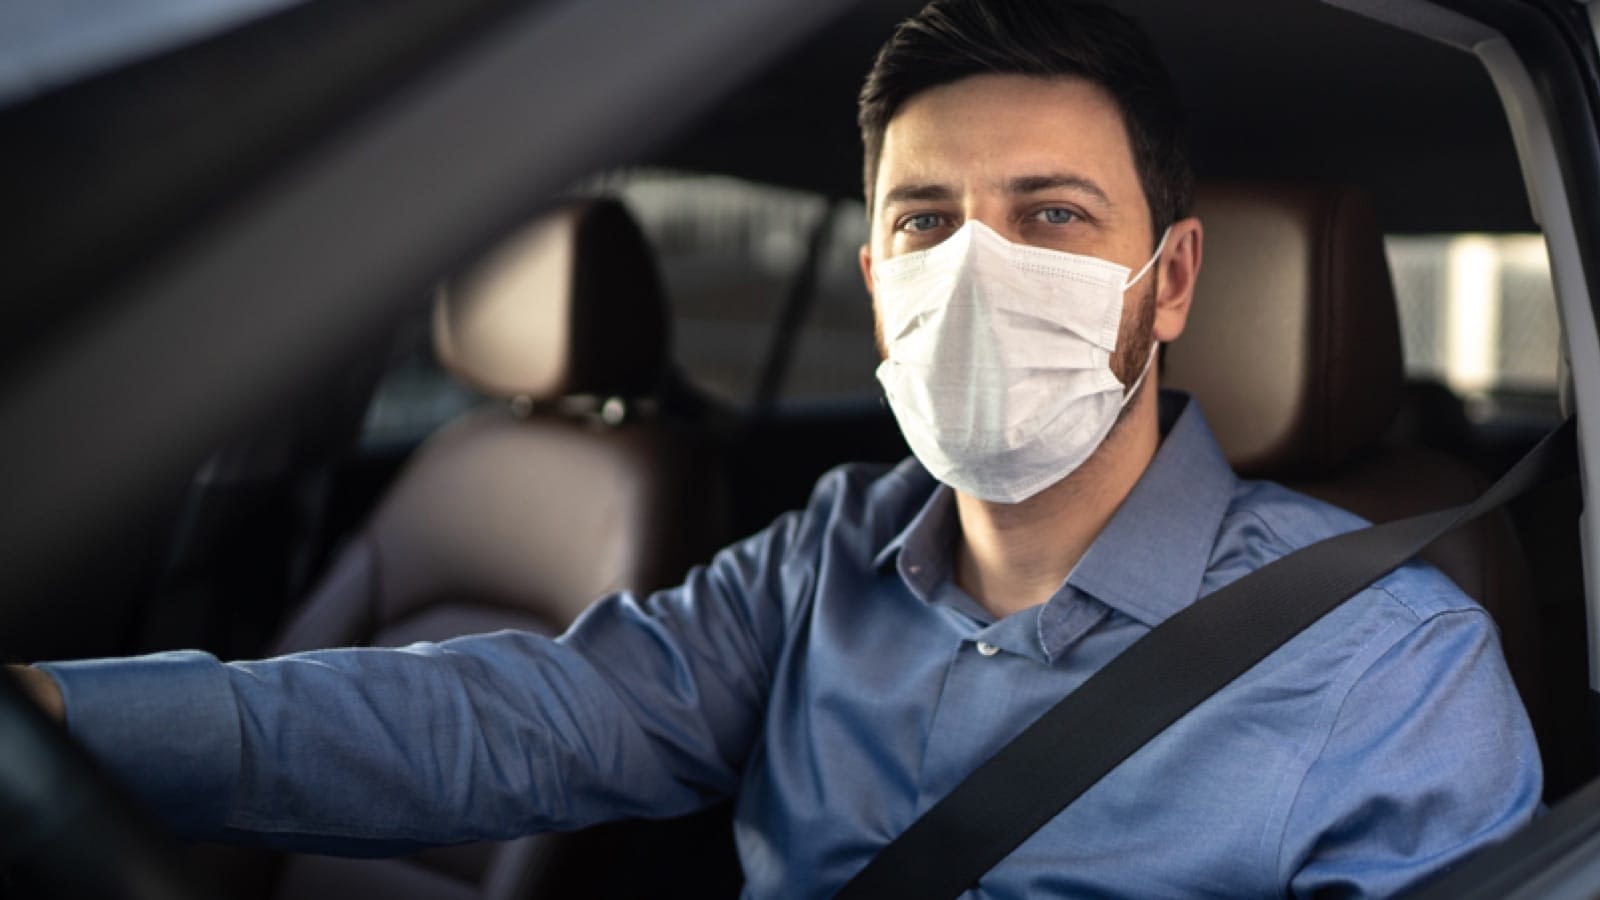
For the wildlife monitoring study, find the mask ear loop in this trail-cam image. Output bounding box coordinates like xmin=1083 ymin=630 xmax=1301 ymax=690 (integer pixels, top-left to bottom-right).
xmin=1118 ymin=225 xmax=1171 ymax=400
xmin=1122 ymin=226 xmax=1173 ymax=291
xmin=1120 ymin=341 xmax=1159 ymax=401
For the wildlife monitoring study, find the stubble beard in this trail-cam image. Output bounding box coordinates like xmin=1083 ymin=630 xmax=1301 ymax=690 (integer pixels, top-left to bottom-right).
xmin=1111 ymin=276 xmax=1158 ymax=391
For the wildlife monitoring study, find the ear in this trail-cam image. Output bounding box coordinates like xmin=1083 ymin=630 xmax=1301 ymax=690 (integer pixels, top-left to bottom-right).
xmin=1153 ymin=217 xmax=1203 ymax=343
xmin=858 ymin=242 xmax=877 ymax=297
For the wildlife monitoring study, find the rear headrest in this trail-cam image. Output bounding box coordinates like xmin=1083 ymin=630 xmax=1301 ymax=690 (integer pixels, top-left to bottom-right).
xmin=1164 ymin=182 xmax=1405 ymax=477
xmin=433 ymin=198 xmax=670 ymax=400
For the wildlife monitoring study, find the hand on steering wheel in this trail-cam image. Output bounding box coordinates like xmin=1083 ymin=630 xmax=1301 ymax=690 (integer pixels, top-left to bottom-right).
xmin=0 ymin=667 xmax=204 ymax=900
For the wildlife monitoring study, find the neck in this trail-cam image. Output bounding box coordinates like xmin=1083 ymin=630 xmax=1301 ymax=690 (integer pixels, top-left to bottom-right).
xmin=953 ymin=381 xmax=1161 ymax=619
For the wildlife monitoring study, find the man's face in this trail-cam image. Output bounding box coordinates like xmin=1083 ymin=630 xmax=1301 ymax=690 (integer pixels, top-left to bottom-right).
xmin=860 ymin=73 xmax=1160 ymax=385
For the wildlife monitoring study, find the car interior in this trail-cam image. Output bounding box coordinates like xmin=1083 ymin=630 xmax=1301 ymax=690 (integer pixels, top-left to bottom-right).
xmin=2 ymin=0 xmax=1598 ymax=897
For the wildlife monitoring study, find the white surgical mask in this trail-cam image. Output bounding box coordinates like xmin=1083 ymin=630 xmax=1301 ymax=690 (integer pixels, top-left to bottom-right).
xmin=873 ymin=219 xmax=1167 ymax=503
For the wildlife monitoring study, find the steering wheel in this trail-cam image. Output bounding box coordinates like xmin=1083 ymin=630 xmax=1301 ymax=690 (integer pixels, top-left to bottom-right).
xmin=0 ymin=669 xmax=203 ymax=899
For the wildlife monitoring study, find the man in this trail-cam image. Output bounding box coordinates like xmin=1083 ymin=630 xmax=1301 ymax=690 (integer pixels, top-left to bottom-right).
xmin=15 ymin=0 xmax=1539 ymax=896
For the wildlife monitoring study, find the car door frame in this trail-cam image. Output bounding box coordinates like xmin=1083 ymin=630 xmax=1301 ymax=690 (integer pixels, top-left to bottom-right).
xmin=1324 ymin=0 xmax=1600 ymax=892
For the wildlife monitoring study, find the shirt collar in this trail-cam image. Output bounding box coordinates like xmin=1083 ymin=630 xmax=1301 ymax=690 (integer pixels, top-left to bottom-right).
xmin=873 ymin=476 xmax=954 ymax=602
xmin=876 ymin=391 xmax=1237 ymax=629
xmin=1065 ymin=391 xmax=1237 ymax=627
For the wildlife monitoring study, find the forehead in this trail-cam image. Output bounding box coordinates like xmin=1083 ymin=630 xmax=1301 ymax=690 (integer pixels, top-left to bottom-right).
xmin=874 ymin=73 xmax=1139 ymax=206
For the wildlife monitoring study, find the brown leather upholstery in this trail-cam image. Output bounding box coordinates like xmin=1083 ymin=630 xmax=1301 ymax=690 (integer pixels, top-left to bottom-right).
xmin=280 ymin=198 xmax=723 ymax=654
xmin=273 ymin=414 xmax=723 ymax=653
xmin=1166 ymin=181 xmax=1405 ymax=477
xmin=250 ymin=198 xmax=736 ymax=900
xmin=434 ymin=199 xmax=669 ymax=400
xmin=1167 ymin=181 xmax=1542 ymax=741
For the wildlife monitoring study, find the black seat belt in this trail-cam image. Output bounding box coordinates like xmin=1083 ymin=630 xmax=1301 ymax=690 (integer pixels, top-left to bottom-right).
xmin=837 ymin=419 xmax=1578 ymax=900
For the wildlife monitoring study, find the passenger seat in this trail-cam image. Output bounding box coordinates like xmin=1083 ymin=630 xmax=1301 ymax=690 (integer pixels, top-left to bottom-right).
xmin=222 ymin=197 xmax=738 ymax=900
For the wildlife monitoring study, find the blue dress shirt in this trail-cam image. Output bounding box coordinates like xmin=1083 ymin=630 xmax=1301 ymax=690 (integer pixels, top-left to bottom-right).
xmin=45 ymin=392 xmax=1540 ymax=898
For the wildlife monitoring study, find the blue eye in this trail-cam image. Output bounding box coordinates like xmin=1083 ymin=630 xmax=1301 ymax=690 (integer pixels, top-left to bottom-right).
xmin=1037 ymin=208 xmax=1077 ymax=225
xmin=901 ymin=213 xmax=944 ymax=232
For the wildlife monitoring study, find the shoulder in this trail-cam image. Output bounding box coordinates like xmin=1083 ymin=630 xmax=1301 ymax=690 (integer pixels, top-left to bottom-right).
xmin=797 ymin=457 xmax=936 ymax=543
xmin=1224 ymin=489 xmax=1539 ymax=893
xmin=806 ymin=457 xmax=931 ymax=511
xmin=1217 ymin=478 xmax=1481 ymax=623
xmin=1224 ymin=478 xmax=1367 ymax=555
xmin=713 ymin=458 xmax=934 ymax=586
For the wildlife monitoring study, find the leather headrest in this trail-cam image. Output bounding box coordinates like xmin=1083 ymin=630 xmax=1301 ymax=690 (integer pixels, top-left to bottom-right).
xmin=1164 ymin=182 xmax=1404 ymax=477
xmin=433 ymin=198 xmax=670 ymax=400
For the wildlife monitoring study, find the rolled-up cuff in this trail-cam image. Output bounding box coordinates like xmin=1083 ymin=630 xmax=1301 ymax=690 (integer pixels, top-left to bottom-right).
xmin=39 ymin=650 xmax=239 ymax=838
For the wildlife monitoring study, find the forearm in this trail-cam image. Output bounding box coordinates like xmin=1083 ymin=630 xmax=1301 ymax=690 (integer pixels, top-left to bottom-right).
xmin=215 ymin=632 xmax=712 ymax=847
xmin=27 ymin=525 xmax=795 ymax=853
xmin=35 ymin=628 xmax=737 ymax=853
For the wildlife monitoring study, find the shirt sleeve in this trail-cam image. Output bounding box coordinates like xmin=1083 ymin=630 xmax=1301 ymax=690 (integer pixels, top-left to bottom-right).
xmin=1280 ymin=601 xmax=1543 ymax=898
xmin=39 ymin=508 xmax=811 ymax=854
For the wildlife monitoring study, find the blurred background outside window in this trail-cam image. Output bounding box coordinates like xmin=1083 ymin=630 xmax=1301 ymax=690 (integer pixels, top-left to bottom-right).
xmin=593 ymin=169 xmax=879 ymax=406
xmin=1387 ymin=234 xmax=1559 ymax=403
xmin=361 ymin=171 xmax=1564 ymax=447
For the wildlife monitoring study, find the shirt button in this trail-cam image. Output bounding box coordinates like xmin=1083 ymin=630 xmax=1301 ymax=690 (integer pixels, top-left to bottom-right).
xmin=976 ymin=642 xmax=999 ymax=657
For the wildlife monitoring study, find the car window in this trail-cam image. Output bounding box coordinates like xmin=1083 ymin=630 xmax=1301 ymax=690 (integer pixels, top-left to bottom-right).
xmin=598 ymin=169 xmax=880 ymax=406
xmin=360 ymin=188 xmax=1566 ymax=451
xmin=358 ymin=171 xmax=882 ymax=448
xmin=1386 ymin=233 xmax=1559 ymax=406
xmin=359 ymin=348 xmax=484 ymax=451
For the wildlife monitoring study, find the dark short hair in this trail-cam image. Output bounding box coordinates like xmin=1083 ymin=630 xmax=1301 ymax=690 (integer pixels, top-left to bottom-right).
xmin=857 ymin=0 xmax=1193 ymax=237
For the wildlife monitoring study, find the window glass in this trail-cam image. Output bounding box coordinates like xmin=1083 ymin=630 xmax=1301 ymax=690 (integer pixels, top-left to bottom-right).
xmin=598 ymin=170 xmax=880 ymax=405
xmin=1385 ymin=234 xmax=1560 ymax=396
xmin=359 ymin=350 xmax=481 ymax=450
xmin=359 ymin=180 xmax=1569 ymax=450
xmin=788 ymin=210 xmax=879 ymax=401
xmin=357 ymin=171 xmax=883 ymax=448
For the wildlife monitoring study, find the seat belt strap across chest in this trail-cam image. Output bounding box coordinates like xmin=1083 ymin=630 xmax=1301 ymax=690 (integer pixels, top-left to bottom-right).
xmin=836 ymin=419 xmax=1577 ymax=900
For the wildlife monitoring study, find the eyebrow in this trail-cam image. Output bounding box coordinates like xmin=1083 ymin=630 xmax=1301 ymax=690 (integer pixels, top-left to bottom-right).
xmin=880 ymin=182 xmax=956 ymax=208
xmin=878 ymin=173 xmax=1114 ymax=211
xmin=1004 ymin=173 xmax=1113 ymax=208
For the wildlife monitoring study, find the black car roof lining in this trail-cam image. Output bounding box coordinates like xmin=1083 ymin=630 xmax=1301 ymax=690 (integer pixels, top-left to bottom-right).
xmin=652 ymin=0 xmax=1533 ymax=233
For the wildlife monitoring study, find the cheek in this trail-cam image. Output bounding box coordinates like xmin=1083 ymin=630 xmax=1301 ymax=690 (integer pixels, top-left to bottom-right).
xmin=1117 ymin=279 xmax=1158 ymax=350
xmin=872 ymin=300 xmax=888 ymax=361
xmin=1109 ymin=280 xmax=1158 ymax=384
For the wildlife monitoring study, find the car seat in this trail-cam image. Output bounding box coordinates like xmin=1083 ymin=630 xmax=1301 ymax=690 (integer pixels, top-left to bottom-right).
xmin=1164 ymin=180 xmax=1547 ymax=756
xmin=212 ymin=197 xmax=739 ymax=900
